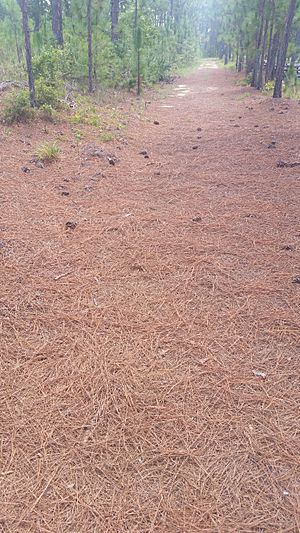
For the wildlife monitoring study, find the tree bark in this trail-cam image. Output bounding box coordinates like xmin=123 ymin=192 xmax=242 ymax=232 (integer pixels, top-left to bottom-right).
xmin=265 ymin=0 xmax=275 ymax=81
xmin=17 ymin=0 xmax=36 ymax=107
xmin=111 ymin=0 xmax=119 ymax=43
xmin=273 ymin=0 xmax=297 ymax=98
xmin=51 ymin=0 xmax=63 ymax=46
xmin=251 ymin=0 xmax=266 ymax=87
xmin=87 ymin=0 xmax=93 ymax=93
xmin=257 ymin=14 xmax=269 ymax=89
xmin=266 ymin=31 xmax=280 ymax=81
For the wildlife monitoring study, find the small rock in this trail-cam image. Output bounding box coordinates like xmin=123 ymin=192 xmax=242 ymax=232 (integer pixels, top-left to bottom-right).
xmin=108 ymin=157 xmax=116 ymax=165
xmin=267 ymin=144 xmax=276 ymax=149
xmin=35 ymin=160 xmax=44 ymax=169
xmin=292 ymin=276 xmax=300 ymax=284
xmin=254 ymin=125 xmax=259 ymax=128
xmin=65 ymin=221 xmax=77 ymax=230
xmin=21 ymin=166 xmax=30 ymax=173
xmin=192 ymin=145 xmax=199 ymax=150
xmin=139 ymin=150 xmax=148 ymax=156
xmin=278 ymin=110 xmax=284 ymax=115
xmin=281 ymin=245 xmax=295 ymax=251
xmin=154 ymin=172 xmax=161 ymax=176
xmin=61 ymin=191 xmax=70 ymax=197
xmin=192 ymin=216 xmax=202 ymax=222
xmin=253 ymin=370 xmax=266 ymax=380
xmin=144 ymin=155 xmax=150 ymax=159
xmin=234 ymin=124 xmax=240 ymax=128
xmin=197 ymin=127 xmax=202 ymax=132
xmin=153 ymin=120 xmax=160 ymax=125
xmin=277 ymin=160 xmax=300 ymax=168
xmin=90 ymin=172 xmax=105 ymax=181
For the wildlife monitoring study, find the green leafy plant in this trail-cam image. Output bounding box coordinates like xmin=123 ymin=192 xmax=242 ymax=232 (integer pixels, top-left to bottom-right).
xmin=1 ymin=90 xmax=35 ymax=124
xmin=264 ymin=80 xmax=275 ymax=92
xmin=36 ymin=141 xmax=60 ymax=163
xmin=35 ymin=79 xmax=63 ymax=108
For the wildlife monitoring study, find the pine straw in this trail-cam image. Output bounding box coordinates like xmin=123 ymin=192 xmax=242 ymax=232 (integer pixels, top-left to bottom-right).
xmin=1 ymin=69 xmax=300 ymax=532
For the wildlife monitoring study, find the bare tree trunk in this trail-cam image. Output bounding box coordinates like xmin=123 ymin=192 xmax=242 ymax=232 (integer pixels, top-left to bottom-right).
xmin=273 ymin=0 xmax=297 ymax=98
xmin=111 ymin=0 xmax=119 ymax=43
xmin=134 ymin=0 xmax=138 ymax=27
xmin=17 ymin=0 xmax=36 ymax=107
xmin=265 ymin=0 xmax=275 ymax=80
xmin=87 ymin=0 xmax=93 ymax=93
xmin=266 ymin=30 xmax=280 ymax=81
xmin=251 ymin=0 xmax=266 ymax=87
xmin=51 ymin=0 xmax=63 ymax=46
xmin=257 ymin=14 xmax=269 ymax=89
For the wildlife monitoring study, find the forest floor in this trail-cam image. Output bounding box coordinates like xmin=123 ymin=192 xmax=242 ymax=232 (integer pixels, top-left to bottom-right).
xmin=1 ymin=62 xmax=300 ymax=532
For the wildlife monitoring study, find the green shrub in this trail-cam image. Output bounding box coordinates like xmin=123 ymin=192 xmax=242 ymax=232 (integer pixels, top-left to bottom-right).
xmin=36 ymin=141 xmax=60 ymax=163
xmin=35 ymin=78 xmax=63 ymax=108
xmin=2 ymin=90 xmax=34 ymax=124
xmin=32 ymin=47 xmax=72 ymax=109
xmin=39 ymin=103 xmax=56 ymax=122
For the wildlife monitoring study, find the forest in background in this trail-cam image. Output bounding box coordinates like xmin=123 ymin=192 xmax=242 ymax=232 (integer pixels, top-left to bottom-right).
xmin=0 ymin=0 xmax=299 ymax=122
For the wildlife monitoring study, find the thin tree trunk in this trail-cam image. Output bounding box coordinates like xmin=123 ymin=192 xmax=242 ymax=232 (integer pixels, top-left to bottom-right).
xmin=13 ymin=24 xmax=22 ymax=64
xmin=265 ymin=0 xmax=275 ymax=80
xmin=257 ymin=13 xmax=269 ymax=89
xmin=17 ymin=0 xmax=36 ymax=107
xmin=87 ymin=0 xmax=93 ymax=93
xmin=51 ymin=0 xmax=63 ymax=46
xmin=273 ymin=0 xmax=297 ymax=98
xmin=224 ymin=46 xmax=229 ymax=65
xmin=266 ymin=31 xmax=280 ymax=81
xmin=251 ymin=0 xmax=266 ymax=87
xmin=111 ymin=0 xmax=119 ymax=43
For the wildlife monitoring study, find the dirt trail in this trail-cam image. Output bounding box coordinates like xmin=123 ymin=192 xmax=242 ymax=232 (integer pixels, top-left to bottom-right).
xmin=1 ymin=64 xmax=300 ymax=532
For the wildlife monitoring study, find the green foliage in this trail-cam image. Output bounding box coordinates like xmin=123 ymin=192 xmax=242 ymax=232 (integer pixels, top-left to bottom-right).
xmin=38 ymin=103 xmax=56 ymax=122
xmin=32 ymin=47 xmax=73 ymax=83
xmin=284 ymin=66 xmax=299 ymax=98
xmin=264 ymin=80 xmax=275 ymax=92
xmin=1 ymin=90 xmax=34 ymax=124
xmin=36 ymin=141 xmax=60 ymax=162
xmin=32 ymin=47 xmax=73 ymax=108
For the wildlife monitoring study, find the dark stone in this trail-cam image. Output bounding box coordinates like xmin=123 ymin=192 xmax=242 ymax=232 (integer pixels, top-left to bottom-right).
xmin=65 ymin=221 xmax=77 ymax=230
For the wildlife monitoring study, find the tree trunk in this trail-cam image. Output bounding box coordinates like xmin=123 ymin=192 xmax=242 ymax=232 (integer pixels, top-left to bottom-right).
xmin=224 ymin=46 xmax=229 ymax=65
xmin=51 ymin=0 xmax=63 ymax=46
xmin=273 ymin=0 xmax=297 ymax=98
xmin=257 ymin=14 xmax=269 ymax=89
xmin=111 ymin=0 xmax=119 ymax=43
xmin=266 ymin=31 xmax=280 ymax=81
xmin=251 ymin=0 xmax=266 ymax=87
xmin=265 ymin=0 xmax=275 ymax=81
xmin=17 ymin=0 xmax=36 ymax=107
xmin=87 ymin=0 xmax=93 ymax=93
